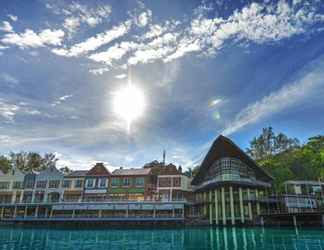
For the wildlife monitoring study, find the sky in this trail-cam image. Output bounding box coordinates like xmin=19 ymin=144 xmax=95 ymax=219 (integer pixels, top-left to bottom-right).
xmin=0 ymin=0 xmax=324 ymax=171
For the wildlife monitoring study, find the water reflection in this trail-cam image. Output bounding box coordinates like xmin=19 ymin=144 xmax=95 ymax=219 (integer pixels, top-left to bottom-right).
xmin=0 ymin=226 xmax=323 ymax=250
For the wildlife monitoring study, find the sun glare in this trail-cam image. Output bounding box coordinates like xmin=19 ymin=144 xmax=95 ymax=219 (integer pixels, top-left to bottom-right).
xmin=113 ymin=84 xmax=146 ymax=132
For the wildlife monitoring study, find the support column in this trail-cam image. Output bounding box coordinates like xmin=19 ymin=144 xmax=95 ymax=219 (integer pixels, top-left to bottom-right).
xmin=13 ymin=206 xmax=17 ymax=218
xmin=31 ymin=191 xmax=35 ymax=203
xmin=19 ymin=191 xmax=24 ymax=203
xmin=247 ymin=188 xmax=252 ymax=221
xmin=49 ymin=209 xmax=53 ymax=218
xmin=229 ymin=186 xmax=235 ymax=225
xmin=35 ymin=206 xmax=39 ymax=218
xmin=239 ymin=188 xmax=244 ymax=224
xmin=24 ymin=206 xmax=27 ymax=218
xmin=45 ymin=207 xmax=48 ymax=218
xmin=214 ymin=190 xmax=219 ymax=225
xmin=256 ymin=190 xmax=260 ymax=215
xmin=98 ymin=210 xmax=102 ymax=218
xmin=221 ymin=187 xmax=226 ymax=225
xmin=11 ymin=191 xmax=17 ymax=204
xmin=153 ymin=205 xmax=156 ymax=218
xmin=72 ymin=210 xmax=75 ymax=218
xmin=172 ymin=208 xmax=175 ymax=218
xmin=209 ymin=191 xmax=212 ymax=225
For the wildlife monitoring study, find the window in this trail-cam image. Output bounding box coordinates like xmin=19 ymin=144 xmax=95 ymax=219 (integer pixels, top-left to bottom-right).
xmin=62 ymin=180 xmax=72 ymax=188
xmin=13 ymin=181 xmax=22 ymax=189
xmin=123 ymin=178 xmax=130 ymax=186
xmin=135 ymin=177 xmax=144 ymax=187
xmin=49 ymin=180 xmax=60 ymax=188
xmin=173 ymin=177 xmax=181 ymax=187
xmin=99 ymin=178 xmax=107 ymax=188
xmin=158 ymin=177 xmax=171 ymax=187
xmin=0 ymin=182 xmax=10 ymax=189
xmin=86 ymin=178 xmax=95 ymax=188
xmin=111 ymin=178 xmax=120 ymax=187
xmin=36 ymin=181 xmax=47 ymax=188
xmin=74 ymin=179 xmax=83 ymax=188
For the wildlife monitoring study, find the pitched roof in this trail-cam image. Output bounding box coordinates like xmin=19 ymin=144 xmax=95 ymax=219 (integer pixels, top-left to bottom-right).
xmin=112 ymin=168 xmax=151 ymax=176
xmin=66 ymin=170 xmax=87 ymax=177
xmin=191 ymin=135 xmax=274 ymax=185
xmin=86 ymin=163 xmax=110 ymax=176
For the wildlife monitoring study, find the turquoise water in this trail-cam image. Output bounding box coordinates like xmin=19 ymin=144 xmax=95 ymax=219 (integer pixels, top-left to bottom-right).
xmin=0 ymin=226 xmax=323 ymax=250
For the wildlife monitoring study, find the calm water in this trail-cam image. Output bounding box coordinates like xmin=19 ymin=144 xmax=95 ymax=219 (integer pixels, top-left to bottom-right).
xmin=0 ymin=226 xmax=323 ymax=250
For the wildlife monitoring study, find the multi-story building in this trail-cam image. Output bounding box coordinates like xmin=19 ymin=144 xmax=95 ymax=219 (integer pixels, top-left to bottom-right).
xmin=0 ymin=167 xmax=24 ymax=204
xmin=62 ymin=171 xmax=86 ymax=202
xmin=191 ymin=135 xmax=274 ymax=225
xmin=156 ymin=165 xmax=192 ymax=201
xmin=83 ymin=163 xmax=110 ymax=201
xmin=110 ymin=168 xmax=153 ymax=201
xmin=33 ymin=165 xmax=64 ymax=203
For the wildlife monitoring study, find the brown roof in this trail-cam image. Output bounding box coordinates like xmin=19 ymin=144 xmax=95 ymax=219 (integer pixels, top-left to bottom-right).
xmin=86 ymin=163 xmax=110 ymax=176
xmin=191 ymin=135 xmax=274 ymax=185
xmin=112 ymin=168 xmax=151 ymax=176
xmin=66 ymin=170 xmax=87 ymax=178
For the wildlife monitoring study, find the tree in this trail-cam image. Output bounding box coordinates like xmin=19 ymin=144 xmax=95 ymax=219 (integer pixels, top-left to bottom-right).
xmin=59 ymin=166 xmax=72 ymax=175
xmin=0 ymin=155 xmax=11 ymax=174
xmin=247 ymin=127 xmax=299 ymax=160
xmin=9 ymin=151 xmax=59 ymax=172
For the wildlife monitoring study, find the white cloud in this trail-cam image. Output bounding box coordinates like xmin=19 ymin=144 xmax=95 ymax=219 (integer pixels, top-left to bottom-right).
xmin=7 ymin=15 xmax=18 ymax=22
xmin=51 ymin=94 xmax=73 ymax=107
xmin=52 ymin=21 xmax=131 ymax=57
xmin=2 ymin=29 xmax=65 ymax=49
xmin=209 ymin=98 xmax=223 ymax=107
xmin=222 ymin=59 xmax=324 ymax=135
xmin=137 ymin=10 xmax=152 ymax=27
xmin=0 ymin=100 xmax=19 ymax=121
xmin=63 ymin=17 xmax=80 ymax=34
xmin=115 ymin=74 xmax=127 ymax=79
xmin=0 ymin=21 xmax=13 ymax=33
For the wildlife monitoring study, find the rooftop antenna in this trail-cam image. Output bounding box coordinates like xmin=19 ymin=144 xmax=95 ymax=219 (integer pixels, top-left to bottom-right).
xmin=163 ymin=149 xmax=166 ymax=166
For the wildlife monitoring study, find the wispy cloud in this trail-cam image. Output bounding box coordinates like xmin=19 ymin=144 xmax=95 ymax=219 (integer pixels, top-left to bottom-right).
xmin=7 ymin=15 xmax=18 ymax=22
xmin=52 ymin=21 xmax=131 ymax=57
xmin=0 ymin=73 xmax=19 ymax=87
xmin=222 ymin=57 xmax=324 ymax=135
xmin=2 ymin=28 xmax=65 ymax=49
xmin=51 ymin=94 xmax=73 ymax=107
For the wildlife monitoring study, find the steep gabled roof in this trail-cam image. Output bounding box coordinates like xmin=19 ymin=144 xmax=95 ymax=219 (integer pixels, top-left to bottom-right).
xmin=191 ymin=135 xmax=274 ymax=185
xmin=86 ymin=163 xmax=110 ymax=176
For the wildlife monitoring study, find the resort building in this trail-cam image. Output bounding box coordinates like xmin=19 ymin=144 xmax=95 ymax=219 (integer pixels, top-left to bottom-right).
xmin=191 ymin=135 xmax=274 ymax=225
xmin=33 ymin=165 xmax=64 ymax=203
xmin=0 ymin=167 xmax=24 ymax=204
xmin=62 ymin=171 xmax=86 ymax=202
xmin=83 ymin=163 xmax=110 ymax=202
xmin=156 ymin=165 xmax=192 ymax=201
xmin=110 ymin=168 xmax=154 ymax=201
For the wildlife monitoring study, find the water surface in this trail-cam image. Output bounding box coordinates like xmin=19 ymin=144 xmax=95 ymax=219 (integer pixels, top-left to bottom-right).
xmin=0 ymin=226 xmax=323 ymax=249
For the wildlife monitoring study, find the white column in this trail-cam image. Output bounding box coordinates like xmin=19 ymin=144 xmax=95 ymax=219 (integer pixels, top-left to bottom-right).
xmin=209 ymin=191 xmax=212 ymax=225
xmin=98 ymin=210 xmax=102 ymax=218
xmin=19 ymin=191 xmax=24 ymax=203
xmin=13 ymin=206 xmax=17 ymax=218
xmin=239 ymin=188 xmax=244 ymax=224
xmin=221 ymin=187 xmax=226 ymax=225
xmin=247 ymin=188 xmax=252 ymax=221
xmin=35 ymin=206 xmax=39 ymax=218
xmin=214 ymin=190 xmax=219 ymax=225
xmin=11 ymin=191 xmax=17 ymax=204
xmin=229 ymin=186 xmax=235 ymax=225
xmin=31 ymin=191 xmax=35 ymax=203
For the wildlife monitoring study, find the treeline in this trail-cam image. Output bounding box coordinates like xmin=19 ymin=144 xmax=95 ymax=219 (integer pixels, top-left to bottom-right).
xmin=246 ymin=127 xmax=324 ymax=192
xmin=0 ymin=152 xmax=70 ymax=174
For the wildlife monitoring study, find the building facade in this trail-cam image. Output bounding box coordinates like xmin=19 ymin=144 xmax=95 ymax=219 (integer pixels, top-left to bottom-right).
xmin=110 ymin=168 xmax=153 ymax=201
xmin=0 ymin=167 xmax=24 ymax=204
xmin=191 ymin=135 xmax=274 ymax=225
xmin=62 ymin=171 xmax=86 ymax=202
xmin=83 ymin=163 xmax=110 ymax=202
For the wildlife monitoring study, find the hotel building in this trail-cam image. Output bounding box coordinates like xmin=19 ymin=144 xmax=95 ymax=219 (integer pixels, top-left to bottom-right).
xmin=191 ymin=135 xmax=274 ymax=225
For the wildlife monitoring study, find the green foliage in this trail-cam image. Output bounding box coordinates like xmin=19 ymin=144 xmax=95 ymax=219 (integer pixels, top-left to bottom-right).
xmin=247 ymin=128 xmax=324 ymax=191
xmin=0 ymin=152 xmax=59 ymax=173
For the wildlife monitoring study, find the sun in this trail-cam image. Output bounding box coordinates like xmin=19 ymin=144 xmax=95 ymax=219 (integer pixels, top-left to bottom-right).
xmin=112 ymin=84 xmax=146 ymax=132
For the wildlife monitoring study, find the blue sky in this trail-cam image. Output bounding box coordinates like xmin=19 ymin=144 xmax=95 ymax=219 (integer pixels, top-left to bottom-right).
xmin=0 ymin=0 xmax=324 ymax=170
